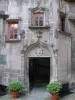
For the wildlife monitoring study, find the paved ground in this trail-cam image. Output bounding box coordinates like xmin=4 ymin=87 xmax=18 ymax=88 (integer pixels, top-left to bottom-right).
xmin=0 ymin=87 xmax=51 ymax=100
xmin=1 ymin=91 xmax=75 ymax=100
xmin=0 ymin=89 xmax=75 ymax=100
xmin=0 ymin=83 xmax=75 ymax=100
xmin=60 ymin=93 xmax=75 ymax=100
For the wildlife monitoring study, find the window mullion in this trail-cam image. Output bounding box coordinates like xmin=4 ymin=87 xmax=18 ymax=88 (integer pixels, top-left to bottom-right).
xmin=38 ymin=16 xmax=40 ymax=26
xmin=13 ymin=25 xmax=14 ymax=39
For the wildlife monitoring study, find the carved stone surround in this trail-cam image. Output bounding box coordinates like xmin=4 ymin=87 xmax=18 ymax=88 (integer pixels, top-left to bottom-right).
xmin=21 ymin=39 xmax=58 ymax=92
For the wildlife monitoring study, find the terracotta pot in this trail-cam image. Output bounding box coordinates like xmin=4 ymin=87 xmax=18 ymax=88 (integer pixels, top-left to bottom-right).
xmin=12 ymin=92 xmax=19 ymax=98
xmin=52 ymin=94 xmax=59 ymax=100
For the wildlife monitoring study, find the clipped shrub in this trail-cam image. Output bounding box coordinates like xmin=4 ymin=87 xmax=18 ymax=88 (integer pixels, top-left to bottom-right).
xmin=47 ymin=81 xmax=62 ymax=94
xmin=8 ymin=81 xmax=23 ymax=92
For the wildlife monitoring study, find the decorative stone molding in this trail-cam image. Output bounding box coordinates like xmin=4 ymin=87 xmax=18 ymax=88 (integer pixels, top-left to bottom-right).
xmin=50 ymin=43 xmax=54 ymax=48
xmin=28 ymin=5 xmax=50 ymax=29
xmin=21 ymin=45 xmax=28 ymax=53
xmin=36 ymin=30 xmax=43 ymax=39
xmin=35 ymin=46 xmax=43 ymax=56
xmin=53 ymin=49 xmax=58 ymax=54
xmin=20 ymin=38 xmax=58 ymax=91
xmin=30 ymin=39 xmax=36 ymax=44
xmin=36 ymin=0 xmax=41 ymax=8
xmin=55 ymin=30 xmax=59 ymax=38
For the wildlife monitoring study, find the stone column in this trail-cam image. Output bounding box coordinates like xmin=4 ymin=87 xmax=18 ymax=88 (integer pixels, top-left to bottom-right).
xmin=50 ymin=46 xmax=58 ymax=82
xmin=20 ymin=51 xmax=25 ymax=86
xmin=21 ymin=48 xmax=29 ymax=92
xmin=51 ymin=55 xmax=58 ymax=82
xmin=24 ymin=56 xmax=29 ymax=92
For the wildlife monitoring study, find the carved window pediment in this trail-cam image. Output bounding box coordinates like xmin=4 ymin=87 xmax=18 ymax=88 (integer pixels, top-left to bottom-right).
xmin=31 ymin=7 xmax=45 ymax=12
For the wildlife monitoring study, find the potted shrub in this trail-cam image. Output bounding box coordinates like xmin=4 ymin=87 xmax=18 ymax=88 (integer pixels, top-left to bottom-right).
xmin=46 ymin=81 xmax=62 ymax=100
xmin=8 ymin=81 xmax=23 ymax=98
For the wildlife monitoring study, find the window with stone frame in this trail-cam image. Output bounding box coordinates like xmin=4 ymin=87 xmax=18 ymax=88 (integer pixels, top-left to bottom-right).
xmin=8 ymin=22 xmax=18 ymax=40
xmin=32 ymin=12 xmax=44 ymax=26
xmin=28 ymin=7 xmax=50 ymax=28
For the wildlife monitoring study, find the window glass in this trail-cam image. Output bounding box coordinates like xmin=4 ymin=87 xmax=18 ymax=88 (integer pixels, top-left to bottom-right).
xmin=35 ymin=16 xmax=38 ymax=26
xmin=60 ymin=17 xmax=65 ymax=31
xmin=8 ymin=23 xmax=18 ymax=39
xmin=32 ymin=12 xmax=44 ymax=26
xmin=39 ymin=17 xmax=43 ymax=26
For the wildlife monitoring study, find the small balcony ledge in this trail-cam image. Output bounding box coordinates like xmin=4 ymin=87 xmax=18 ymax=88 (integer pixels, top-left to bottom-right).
xmin=5 ymin=36 xmax=21 ymax=43
xmin=68 ymin=14 xmax=75 ymax=22
xmin=5 ymin=39 xmax=21 ymax=43
xmin=6 ymin=18 xmax=22 ymax=22
xmin=28 ymin=25 xmax=50 ymax=29
xmin=0 ymin=13 xmax=9 ymax=19
xmin=58 ymin=30 xmax=72 ymax=36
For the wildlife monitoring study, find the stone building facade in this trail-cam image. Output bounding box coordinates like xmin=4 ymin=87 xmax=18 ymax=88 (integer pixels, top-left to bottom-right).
xmin=0 ymin=0 xmax=74 ymax=92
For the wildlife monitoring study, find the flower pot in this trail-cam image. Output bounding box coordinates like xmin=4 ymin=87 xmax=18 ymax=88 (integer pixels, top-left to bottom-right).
xmin=52 ymin=94 xmax=59 ymax=100
xmin=12 ymin=92 xmax=19 ymax=98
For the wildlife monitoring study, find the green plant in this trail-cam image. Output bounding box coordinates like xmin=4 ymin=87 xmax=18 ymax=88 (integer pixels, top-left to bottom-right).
xmin=46 ymin=81 xmax=62 ymax=94
xmin=8 ymin=81 xmax=23 ymax=92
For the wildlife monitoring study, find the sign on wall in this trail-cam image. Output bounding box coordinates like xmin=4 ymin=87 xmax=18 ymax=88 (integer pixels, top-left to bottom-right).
xmin=0 ymin=55 xmax=6 ymax=64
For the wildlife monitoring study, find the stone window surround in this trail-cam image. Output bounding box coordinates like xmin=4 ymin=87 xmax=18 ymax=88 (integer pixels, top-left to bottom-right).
xmin=5 ymin=18 xmax=21 ymax=42
xmin=8 ymin=22 xmax=18 ymax=40
xmin=32 ymin=11 xmax=44 ymax=26
xmin=28 ymin=7 xmax=50 ymax=28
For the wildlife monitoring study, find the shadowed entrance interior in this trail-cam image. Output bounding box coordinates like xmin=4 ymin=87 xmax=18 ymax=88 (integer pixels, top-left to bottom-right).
xmin=29 ymin=57 xmax=50 ymax=89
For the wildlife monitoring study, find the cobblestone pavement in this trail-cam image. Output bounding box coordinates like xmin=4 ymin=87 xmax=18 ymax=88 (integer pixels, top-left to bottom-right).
xmin=0 ymin=87 xmax=75 ymax=100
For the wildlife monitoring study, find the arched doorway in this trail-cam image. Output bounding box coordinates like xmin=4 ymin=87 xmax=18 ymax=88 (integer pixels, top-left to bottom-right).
xmin=21 ymin=40 xmax=57 ymax=92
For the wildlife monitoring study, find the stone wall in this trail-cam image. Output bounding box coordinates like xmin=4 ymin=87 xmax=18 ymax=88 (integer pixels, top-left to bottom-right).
xmin=0 ymin=0 xmax=72 ymax=92
xmin=0 ymin=0 xmax=59 ymax=87
xmin=57 ymin=32 xmax=71 ymax=85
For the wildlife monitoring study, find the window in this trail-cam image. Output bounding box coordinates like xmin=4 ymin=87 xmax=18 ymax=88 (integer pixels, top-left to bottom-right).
xmin=60 ymin=17 xmax=65 ymax=31
xmin=28 ymin=7 xmax=50 ymax=29
xmin=8 ymin=22 xmax=18 ymax=40
xmin=32 ymin=12 xmax=44 ymax=26
xmin=39 ymin=17 xmax=43 ymax=26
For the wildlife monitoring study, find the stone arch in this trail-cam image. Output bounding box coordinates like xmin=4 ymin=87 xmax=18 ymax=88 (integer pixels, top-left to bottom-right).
xmin=25 ymin=40 xmax=52 ymax=57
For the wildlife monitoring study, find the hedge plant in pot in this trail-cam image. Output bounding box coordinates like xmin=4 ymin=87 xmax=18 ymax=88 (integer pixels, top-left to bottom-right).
xmin=8 ymin=81 xmax=23 ymax=98
xmin=47 ymin=81 xmax=62 ymax=100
